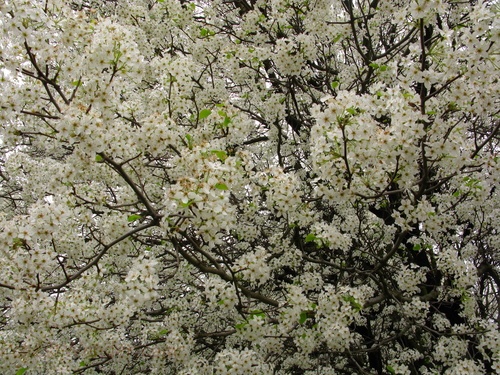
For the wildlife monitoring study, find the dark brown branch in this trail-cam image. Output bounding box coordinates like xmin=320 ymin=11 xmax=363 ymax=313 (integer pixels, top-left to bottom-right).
xmin=41 ymin=220 xmax=157 ymax=292
xmin=98 ymin=153 xmax=162 ymax=223
xmin=470 ymin=120 xmax=500 ymax=159
xmin=170 ymin=236 xmax=279 ymax=307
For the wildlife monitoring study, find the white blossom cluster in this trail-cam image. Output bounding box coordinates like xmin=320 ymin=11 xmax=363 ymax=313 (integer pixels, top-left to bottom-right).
xmin=235 ymin=246 xmax=271 ymax=285
xmin=395 ymin=264 xmax=428 ymax=296
xmin=214 ymin=348 xmax=271 ymax=374
xmin=0 ymin=0 xmax=498 ymax=373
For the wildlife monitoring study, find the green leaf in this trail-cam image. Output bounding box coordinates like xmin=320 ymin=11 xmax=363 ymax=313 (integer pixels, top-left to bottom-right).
xmin=305 ymin=233 xmax=317 ymax=243
xmin=330 ymin=81 xmax=339 ymax=89
xmin=199 ymin=109 xmax=212 ymax=120
xmin=95 ymin=154 xmax=104 ymax=163
xmin=215 ymin=182 xmax=228 ymax=190
xmin=221 ymin=116 xmax=231 ymax=127
xmin=463 ymin=176 xmax=482 ymax=189
xmin=379 ymin=65 xmax=388 ymax=72
xmin=250 ymin=309 xmax=265 ymax=319
xmin=199 ymin=27 xmax=214 ymax=37
xmin=71 ymin=80 xmax=82 ymax=87
xmin=79 ymin=361 xmax=87 ymax=367
xmin=369 ymin=62 xmax=379 ymax=69
xmin=386 ymin=365 xmax=396 ymax=375
xmin=343 ymin=295 xmax=362 ymax=312
xmin=185 ymin=134 xmax=193 ymax=149
xmin=217 ymin=110 xmax=232 ymax=128
xmin=211 ymin=150 xmax=228 ymax=162
xmin=413 ymin=243 xmax=421 ymax=251
xmin=235 ymin=322 xmax=247 ymax=330
xmin=299 ymin=311 xmax=308 ymax=324
xmin=127 ymin=214 xmax=142 ymax=222
xmin=346 ymin=107 xmax=357 ymax=115
xmin=180 ymin=199 xmax=194 ymax=208
xmin=16 ymin=368 xmax=28 ymax=375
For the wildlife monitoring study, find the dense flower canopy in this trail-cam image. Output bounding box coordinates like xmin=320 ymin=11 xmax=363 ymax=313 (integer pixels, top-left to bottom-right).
xmin=0 ymin=0 xmax=499 ymax=373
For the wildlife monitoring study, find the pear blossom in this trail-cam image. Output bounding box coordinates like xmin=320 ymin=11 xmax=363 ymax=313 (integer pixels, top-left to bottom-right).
xmin=0 ymin=0 xmax=498 ymax=373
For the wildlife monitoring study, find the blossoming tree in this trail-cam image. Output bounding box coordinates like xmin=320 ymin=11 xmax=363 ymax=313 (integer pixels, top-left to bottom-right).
xmin=0 ymin=0 xmax=499 ymax=373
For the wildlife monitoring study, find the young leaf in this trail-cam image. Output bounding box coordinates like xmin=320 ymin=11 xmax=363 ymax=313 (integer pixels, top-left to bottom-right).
xmin=185 ymin=134 xmax=193 ymax=149
xmin=299 ymin=311 xmax=308 ymax=324
xmin=235 ymin=322 xmax=247 ymax=330
xmin=211 ymin=150 xmax=228 ymax=162
xmin=215 ymin=182 xmax=228 ymax=190
xmin=180 ymin=200 xmax=194 ymax=208
xmin=305 ymin=233 xmax=317 ymax=243
xmin=221 ymin=116 xmax=231 ymax=128
xmin=127 ymin=214 xmax=142 ymax=222
xmin=250 ymin=309 xmax=266 ymax=318
xmin=343 ymin=295 xmax=362 ymax=311
xmin=199 ymin=109 xmax=212 ymax=120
